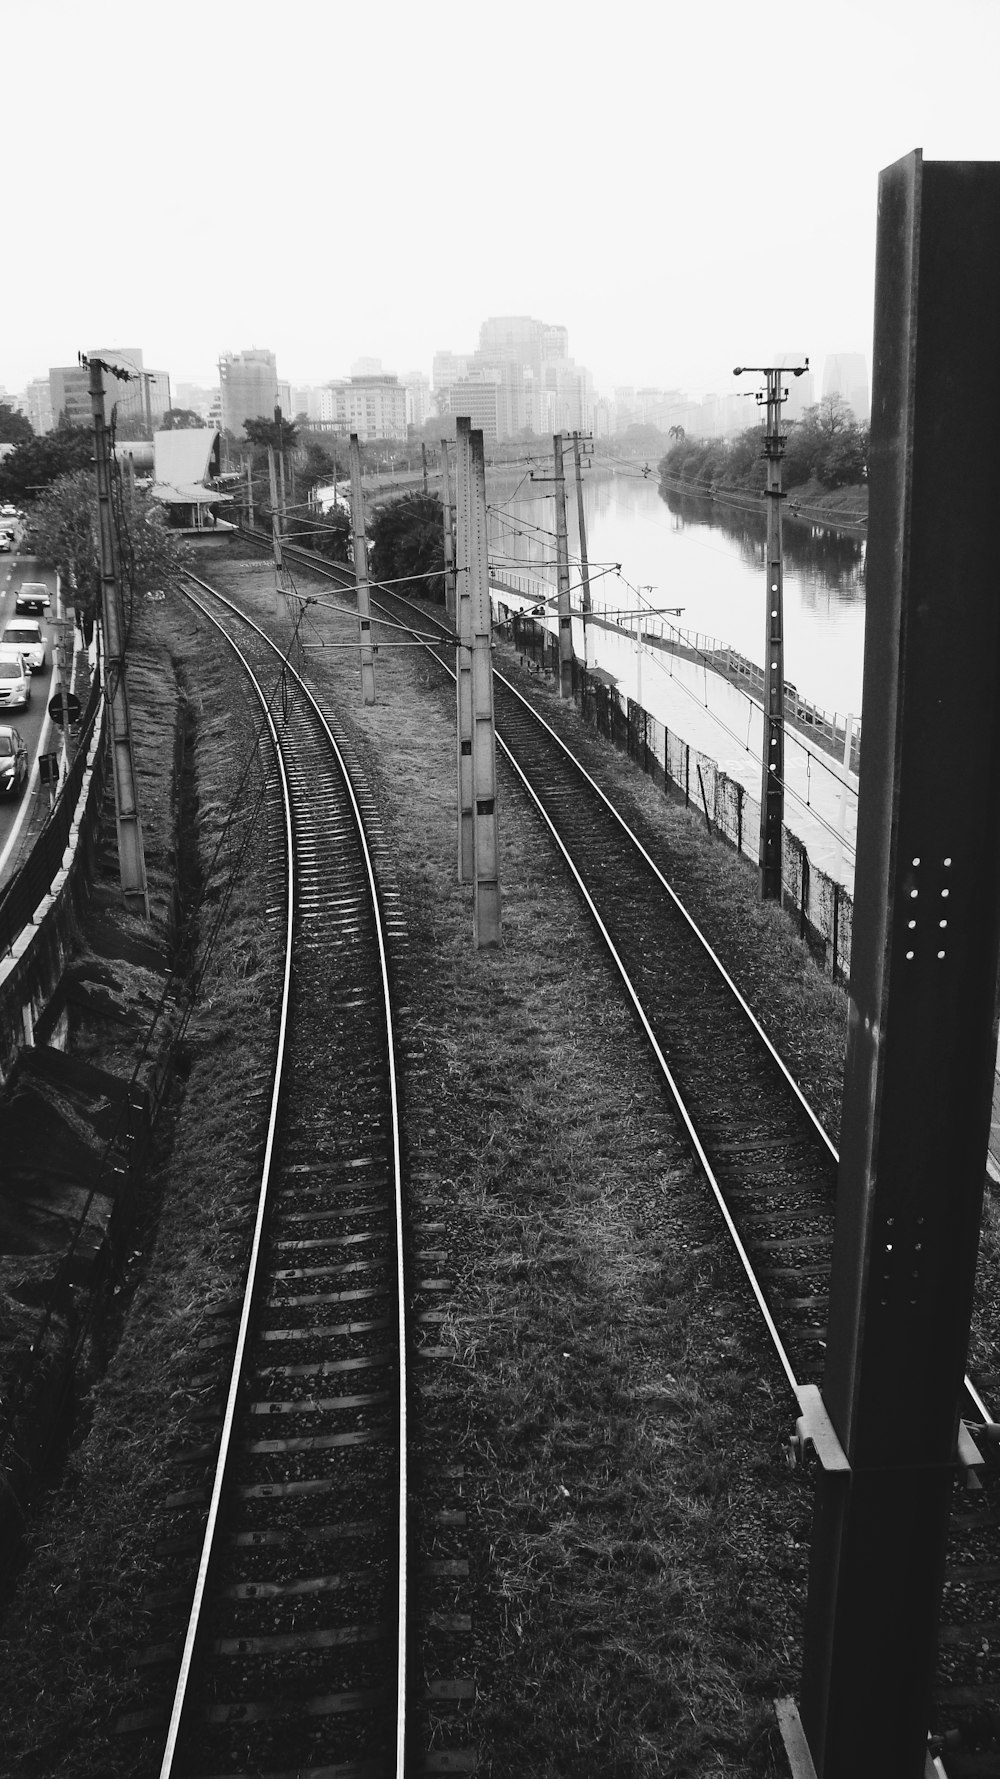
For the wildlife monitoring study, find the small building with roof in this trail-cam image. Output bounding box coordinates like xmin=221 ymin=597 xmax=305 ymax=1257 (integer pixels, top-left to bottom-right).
xmin=150 ymin=428 xmax=233 ymax=530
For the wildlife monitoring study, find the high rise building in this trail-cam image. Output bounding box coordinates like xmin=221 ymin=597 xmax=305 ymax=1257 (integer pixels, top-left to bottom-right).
xmin=24 ymin=379 xmax=53 ymax=434
xmin=49 ymin=365 xmax=92 ymax=429
xmin=437 ymin=379 xmax=500 ymax=444
xmin=50 ymin=349 xmax=169 ymax=435
xmin=434 ymin=317 xmax=594 ymax=442
xmin=89 ymin=347 xmax=170 ymax=435
xmin=175 ymin=383 xmax=216 ymax=420
xmin=317 ymin=375 xmax=407 ymax=441
xmin=432 ymin=351 xmax=469 ymax=397
xmin=402 ymin=371 xmax=432 ymax=430
xmin=219 ymin=349 xmax=279 ymax=437
xmin=822 ymin=353 xmax=869 ymax=422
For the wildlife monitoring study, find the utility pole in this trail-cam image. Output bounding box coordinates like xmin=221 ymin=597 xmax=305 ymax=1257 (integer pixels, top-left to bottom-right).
xmin=468 ymin=426 xmax=501 ymax=947
xmin=441 ymin=439 xmax=456 ymax=623
xmin=421 ymin=441 xmax=428 ymax=495
xmin=266 ymin=446 xmax=285 ymax=593
xmin=780 ymin=150 xmax=1000 ymax=1779
xmin=530 ymin=436 xmax=574 ymax=698
xmin=245 ymin=457 xmax=254 ymax=528
xmin=274 ymin=405 xmax=287 ymax=538
xmin=348 ymin=434 xmax=377 ymax=705
xmin=84 ymin=354 xmax=149 ymax=918
xmin=570 ymin=431 xmax=593 ymax=614
xmin=733 ymin=359 xmax=808 ymax=901
xmin=454 ymin=418 xmax=475 ymax=881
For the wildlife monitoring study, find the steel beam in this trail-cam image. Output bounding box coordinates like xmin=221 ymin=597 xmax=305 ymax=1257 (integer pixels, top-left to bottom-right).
xmin=469 ymin=428 xmax=501 ymax=948
xmin=760 ymin=371 xmax=786 ymax=902
xmin=553 ymin=434 xmax=573 ymax=700
xmin=454 ymin=418 xmax=475 ymax=883
xmin=798 ymin=150 xmax=1000 ymax=1778
xmin=441 ymin=440 xmax=456 ymax=623
xmin=348 ymin=435 xmax=376 ymax=706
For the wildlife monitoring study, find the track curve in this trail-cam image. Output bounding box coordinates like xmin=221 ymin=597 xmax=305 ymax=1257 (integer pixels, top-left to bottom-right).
xmin=157 ymin=572 xmax=408 ymax=1779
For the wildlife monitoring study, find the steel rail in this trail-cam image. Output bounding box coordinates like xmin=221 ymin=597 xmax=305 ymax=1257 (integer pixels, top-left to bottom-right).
xmin=238 ymin=528 xmax=996 ymax=1430
xmin=235 ymin=535 xmax=804 ymax=1390
xmin=157 ymin=586 xmax=295 ymax=1778
xmin=158 ymin=571 xmax=408 ymax=1778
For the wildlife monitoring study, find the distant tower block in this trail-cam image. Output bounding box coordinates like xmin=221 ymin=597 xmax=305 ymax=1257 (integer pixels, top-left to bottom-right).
xmin=774 ymin=350 xmax=814 ymax=421
xmin=822 ymin=351 xmax=870 ymax=422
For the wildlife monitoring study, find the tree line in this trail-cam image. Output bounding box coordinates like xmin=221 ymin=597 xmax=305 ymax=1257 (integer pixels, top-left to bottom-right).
xmin=658 ymin=395 xmax=869 ymax=500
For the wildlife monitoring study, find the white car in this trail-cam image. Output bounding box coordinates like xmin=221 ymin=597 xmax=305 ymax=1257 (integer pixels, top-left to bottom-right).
xmin=0 ymin=647 xmax=31 ymax=710
xmin=0 ymin=532 xmax=13 ymax=554
xmin=1 ymin=620 xmax=45 ymax=672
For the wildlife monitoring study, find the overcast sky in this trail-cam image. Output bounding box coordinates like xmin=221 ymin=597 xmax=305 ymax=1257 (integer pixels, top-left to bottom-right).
xmin=4 ymin=0 xmax=998 ymax=402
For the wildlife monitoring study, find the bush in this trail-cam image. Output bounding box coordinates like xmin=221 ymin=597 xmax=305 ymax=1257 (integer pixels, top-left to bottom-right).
xmin=368 ymin=493 xmax=445 ymax=601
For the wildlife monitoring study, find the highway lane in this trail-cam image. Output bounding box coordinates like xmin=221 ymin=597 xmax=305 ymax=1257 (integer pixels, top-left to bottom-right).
xmin=0 ymin=545 xmax=64 ymax=889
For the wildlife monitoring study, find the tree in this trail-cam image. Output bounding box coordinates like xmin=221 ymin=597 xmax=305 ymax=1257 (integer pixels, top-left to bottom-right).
xmin=29 ymin=468 xmax=191 ymax=624
xmin=0 ymin=426 xmax=93 ymax=503
xmin=368 ymin=493 xmax=444 ymax=601
xmin=783 ymin=395 xmax=867 ymax=490
xmin=243 ymin=415 xmax=299 ymax=453
xmin=301 ymin=440 xmax=337 ymax=484
xmin=295 ymin=505 xmax=351 ymax=565
xmin=622 ymin=422 xmax=669 ymax=455
xmin=160 ymin=408 xmax=205 ymax=431
xmin=0 ymin=404 xmax=33 ymax=446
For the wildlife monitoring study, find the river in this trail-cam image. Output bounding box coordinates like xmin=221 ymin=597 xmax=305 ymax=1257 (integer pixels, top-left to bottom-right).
xmin=487 ymin=466 xmax=867 ymax=722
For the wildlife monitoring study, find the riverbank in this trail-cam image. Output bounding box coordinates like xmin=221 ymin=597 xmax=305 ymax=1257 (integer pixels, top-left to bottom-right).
xmin=658 ymin=470 xmax=868 ymax=539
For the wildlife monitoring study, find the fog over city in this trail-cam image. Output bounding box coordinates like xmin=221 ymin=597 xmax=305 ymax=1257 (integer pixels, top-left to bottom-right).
xmin=3 ymin=0 xmax=997 ymax=407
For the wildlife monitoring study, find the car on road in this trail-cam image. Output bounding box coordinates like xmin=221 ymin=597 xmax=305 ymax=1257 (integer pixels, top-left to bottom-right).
xmin=0 ymin=532 xmax=13 ymax=553
xmin=14 ymin=581 xmax=50 ymax=615
xmin=1 ymin=620 xmax=45 ymax=672
xmin=0 ymin=725 xmax=28 ymax=798
xmin=0 ymin=648 xmax=31 ymax=710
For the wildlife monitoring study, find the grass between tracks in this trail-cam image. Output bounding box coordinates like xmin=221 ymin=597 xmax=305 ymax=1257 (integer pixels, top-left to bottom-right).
xmin=4 ymin=547 xmax=991 ymax=1777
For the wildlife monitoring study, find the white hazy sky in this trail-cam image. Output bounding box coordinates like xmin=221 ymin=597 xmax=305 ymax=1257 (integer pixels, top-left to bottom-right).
xmin=4 ymin=0 xmax=999 ymax=401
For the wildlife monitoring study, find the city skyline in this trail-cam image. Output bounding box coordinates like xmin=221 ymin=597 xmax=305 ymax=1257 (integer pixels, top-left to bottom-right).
xmin=8 ymin=329 xmax=870 ymax=450
xmin=5 ymin=326 xmax=871 ymax=425
xmin=2 ymin=0 xmax=995 ymax=405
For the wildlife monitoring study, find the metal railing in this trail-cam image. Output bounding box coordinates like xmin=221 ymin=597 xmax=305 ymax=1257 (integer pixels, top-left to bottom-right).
xmin=0 ymin=668 xmax=104 ymax=958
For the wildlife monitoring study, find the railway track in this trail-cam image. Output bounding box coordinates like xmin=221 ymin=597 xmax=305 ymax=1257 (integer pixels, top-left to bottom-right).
xmin=229 ymin=527 xmax=1000 ymax=1768
xmin=132 ymin=574 xmax=409 ymax=1777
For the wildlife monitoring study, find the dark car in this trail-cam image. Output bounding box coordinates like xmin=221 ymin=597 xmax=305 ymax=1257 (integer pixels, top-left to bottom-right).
xmin=0 ymin=725 xmax=28 ymax=797
xmin=14 ymin=581 xmax=50 ymax=616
